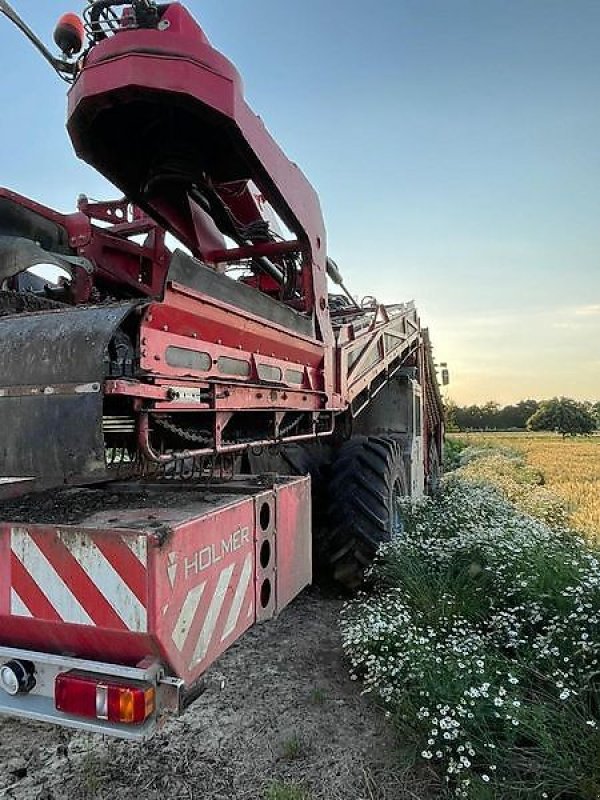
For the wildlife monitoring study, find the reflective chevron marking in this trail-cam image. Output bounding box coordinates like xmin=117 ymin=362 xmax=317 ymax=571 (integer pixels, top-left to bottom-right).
xmin=221 ymin=554 xmax=253 ymax=642
xmin=11 ymin=529 xmax=93 ymax=626
xmin=10 ymin=587 xmax=32 ymax=617
xmin=189 ymin=563 xmax=235 ymax=668
xmin=9 ymin=526 xmax=148 ymax=631
xmin=172 ymin=581 xmax=206 ymax=651
xmin=167 ymin=552 xmax=255 ymax=674
xmin=59 ymin=535 xmax=147 ymax=632
xmin=122 ymin=535 xmax=148 ymax=565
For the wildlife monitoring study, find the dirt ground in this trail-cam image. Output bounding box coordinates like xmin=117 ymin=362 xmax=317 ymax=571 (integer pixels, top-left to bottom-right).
xmin=0 ymin=586 xmax=431 ymax=800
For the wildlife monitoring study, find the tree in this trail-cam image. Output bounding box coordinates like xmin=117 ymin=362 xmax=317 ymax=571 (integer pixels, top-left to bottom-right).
xmin=495 ymin=399 xmax=539 ymax=429
xmin=526 ymin=397 xmax=596 ymax=437
xmin=592 ymin=401 xmax=600 ymax=429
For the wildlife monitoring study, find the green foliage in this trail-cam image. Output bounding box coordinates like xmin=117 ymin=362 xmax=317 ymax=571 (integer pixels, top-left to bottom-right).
xmin=443 ymin=438 xmax=468 ymax=471
xmin=341 ymin=479 xmax=600 ymax=799
xmin=448 ymin=399 xmax=541 ymax=431
xmin=527 ymin=397 xmax=596 ymax=437
xmin=281 ymin=734 xmax=303 ymax=760
xmin=444 ymin=399 xmax=461 ymax=432
xmin=447 ymin=398 xmax=600 ymax=432
xmin=264 ymin=781 xmax=310 ymax=800
xmin=308 ymin=686 xmax=327 ymax=705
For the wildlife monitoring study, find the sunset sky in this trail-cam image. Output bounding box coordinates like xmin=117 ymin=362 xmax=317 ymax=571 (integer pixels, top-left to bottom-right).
xmin=1 ymin=0 xmax=599 ymax=405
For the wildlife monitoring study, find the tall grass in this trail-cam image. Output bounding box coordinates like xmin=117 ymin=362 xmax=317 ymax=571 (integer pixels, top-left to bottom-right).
xmin=341 ymin=455 xmax=600 ymax=798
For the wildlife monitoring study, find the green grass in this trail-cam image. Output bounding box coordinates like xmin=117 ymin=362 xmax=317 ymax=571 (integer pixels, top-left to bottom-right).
xmin=308 ymin=687 xmax=327 ymax=705
xmin=342 ymin=466 xmax=600 ymax=799
xmin=264 ymin=780 xmax=310 ymax=800
xmin=281 ymin=734 xmax=303 ymax=760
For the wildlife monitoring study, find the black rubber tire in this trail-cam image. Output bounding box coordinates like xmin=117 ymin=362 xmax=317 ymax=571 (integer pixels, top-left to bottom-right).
xmin=279 ymin=444 xmax=323 ymax=482
xmin=326 ymin=435 xmax=409 ymax=588
xmin=262 ymin=443 xmax=331 ymax=564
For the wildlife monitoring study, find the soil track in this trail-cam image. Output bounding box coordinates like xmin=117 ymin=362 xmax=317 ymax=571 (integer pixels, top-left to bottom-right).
xmin=0 ymin=587 xmax=429 ymax=800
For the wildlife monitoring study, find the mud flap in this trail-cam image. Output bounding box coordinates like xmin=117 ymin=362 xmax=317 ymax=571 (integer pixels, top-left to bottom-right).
xmin=0 ymin=303 xmax=138 ymax=493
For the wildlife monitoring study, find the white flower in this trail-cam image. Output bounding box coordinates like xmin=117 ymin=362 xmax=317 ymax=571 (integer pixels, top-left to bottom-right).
xmin=340 ymin=475 xmax=600 ymax=796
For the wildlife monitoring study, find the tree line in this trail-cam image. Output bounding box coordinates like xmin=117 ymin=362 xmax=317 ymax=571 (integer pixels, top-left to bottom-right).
xmin=446 ymin=397 xmax=600 ymax=436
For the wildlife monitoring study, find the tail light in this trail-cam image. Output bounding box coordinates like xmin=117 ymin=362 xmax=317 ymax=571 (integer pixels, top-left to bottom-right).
xmin=55 ymin=671 xmax=155 ymax=725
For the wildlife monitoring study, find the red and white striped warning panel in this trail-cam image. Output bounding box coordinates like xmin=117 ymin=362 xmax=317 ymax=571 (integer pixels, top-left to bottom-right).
xmin=170 ymin=549 xmax=254 ymax=670
xmin=155 ymin=501 xmax=258 ymax=683
xmin=8 ymin=526 xmax=148 ymax=632
xmin=0 ymin=478 xmax=310 ymax=691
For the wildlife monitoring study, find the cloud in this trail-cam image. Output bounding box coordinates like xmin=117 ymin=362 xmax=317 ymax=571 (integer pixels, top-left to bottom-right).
xmin=574 ymin=304 xmax=600 ymax=317
xmin=436 ymin=302 xmax=600 ymax=404
xmin=552 ymin=321 xmax=588 ymax=330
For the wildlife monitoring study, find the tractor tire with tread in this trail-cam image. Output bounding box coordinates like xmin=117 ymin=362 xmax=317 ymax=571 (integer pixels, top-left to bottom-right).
xmin=326 ymin=434 xmax=409 ymax=588
xmin=247 ymin=442 xmax=332 ymax=563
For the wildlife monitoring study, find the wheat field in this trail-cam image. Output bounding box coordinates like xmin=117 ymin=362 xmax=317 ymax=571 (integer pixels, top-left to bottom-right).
xmin=451 ymin=432 xmax=600 ymax=539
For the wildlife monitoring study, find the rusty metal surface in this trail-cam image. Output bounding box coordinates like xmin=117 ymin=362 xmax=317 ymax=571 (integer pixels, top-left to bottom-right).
xmin=0 ymin=303 xmax=137 ymax=490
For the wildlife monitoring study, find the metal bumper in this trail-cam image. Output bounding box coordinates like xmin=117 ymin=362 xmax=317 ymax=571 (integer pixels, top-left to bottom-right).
xmin=0 ymin=644 xmax=182 ymax=740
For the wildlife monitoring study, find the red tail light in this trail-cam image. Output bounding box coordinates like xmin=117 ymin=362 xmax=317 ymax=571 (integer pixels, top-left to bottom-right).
xmin=55 ymin=671 xmax=155 ymax=725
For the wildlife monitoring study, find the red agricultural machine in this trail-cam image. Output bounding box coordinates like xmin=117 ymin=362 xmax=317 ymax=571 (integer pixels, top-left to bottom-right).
xmin=0 ymin=0 xmax=445 ymax=737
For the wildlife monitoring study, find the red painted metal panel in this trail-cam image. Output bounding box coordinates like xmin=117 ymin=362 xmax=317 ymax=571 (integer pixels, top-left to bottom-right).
xmin=0 ymin=618 xmax=159 ymax=666
xmin=275 ymin=479 xmax=312 ymax=609
xmin=139 ymin=330 xmax=324 ymax=411
xmin=0 ymin=479 xmax=311 ymax=687
xmin=151 ymin=497 xmax=256 ymax=684
xmin=145 ymin=288 xmax=325 ymax=375
xmin=0 ymin=521 xmax=155 ymax=664
xmin=1 ymin=524 xmax=150 ymax=631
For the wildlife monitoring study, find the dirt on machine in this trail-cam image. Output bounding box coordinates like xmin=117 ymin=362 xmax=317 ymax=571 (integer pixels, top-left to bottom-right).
xmin=0 ymin=0 xmax=446 ymax=737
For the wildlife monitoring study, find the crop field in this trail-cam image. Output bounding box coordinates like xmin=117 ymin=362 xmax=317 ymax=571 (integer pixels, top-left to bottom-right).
xmin=449 ymin=432 xmax=600 ymax=539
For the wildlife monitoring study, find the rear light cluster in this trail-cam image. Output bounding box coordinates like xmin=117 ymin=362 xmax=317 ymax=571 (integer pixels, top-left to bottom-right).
xmin=55 ymin=671 xmax=155 ymax=725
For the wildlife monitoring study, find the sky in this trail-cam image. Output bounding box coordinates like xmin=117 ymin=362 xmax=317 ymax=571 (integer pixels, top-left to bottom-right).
xmin=0 ymin=0 xmax=599 ymax=405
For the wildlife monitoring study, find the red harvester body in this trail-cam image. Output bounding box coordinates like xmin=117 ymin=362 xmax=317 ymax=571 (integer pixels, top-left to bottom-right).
xmin=0 ymin=0 xmax=445 ymax=737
